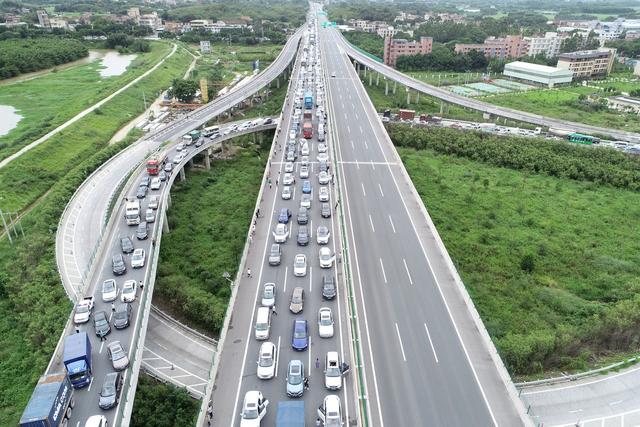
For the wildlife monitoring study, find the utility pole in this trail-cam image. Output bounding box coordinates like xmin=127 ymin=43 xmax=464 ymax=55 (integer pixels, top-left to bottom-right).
xmin=0 ymin=209 xmax=13 ymax=244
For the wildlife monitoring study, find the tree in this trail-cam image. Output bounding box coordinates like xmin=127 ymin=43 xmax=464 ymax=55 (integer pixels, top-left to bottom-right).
xmin=168 ymin=79 xmax=199 ymax=103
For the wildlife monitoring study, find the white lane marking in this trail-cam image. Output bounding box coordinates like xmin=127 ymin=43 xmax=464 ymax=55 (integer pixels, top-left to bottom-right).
xmin=610 ymin=400 xmax=623 ymax=406
xmin=424 ymin=323 xmax=439 ymax=363
xmin=99 ymin=341 xmax=105 ymax=354
xmin=309 ymin=266 xmax=313 ymax=292
xmin=354 ymin=112 xmax=358 ymax=120
xmin=76 ymin=422 xmax=80 ymax=427
xmin=150 ymin=311 xmax=214 ymax=351
xmin=292 ymin=186 xmax=297 ymax=201
xmin=364 ymin=140 xmax=369 ymax=150
xmin=283 ymin=267 xmax=288 ymax=293
xmin=144 ymin=348 xmax=209 ymax=382
xmin=347 ymin=125 xmax=351 ymax=134
xmin=361 ymin=183 xmax=366 ymax=197
xmin=351 ymin=140 xmax=355 ymax=150
xmin=369 ymin=215 xmax=375 ymax=233
xmin=276 ymin=336 xmax=282 ymax=378
xmin=378 ymin=184 xmax=384 ymax=197
xmin=359 ymin=125 xmax=363 ymax=134
xmin=310 ymin=220 xmax=313 ymax=238
xmin=370 ymin=161 xmax=375 ymax=170
xmin=403 ymin=259 xmax=414 ymax=285
xmin=87 ymin=377 xmax=93 ymax=391
xmin=355 ymin=160 xmax=360 ymax=169
xmin=379 ymin=258 xmax=387 ymax=284
xmin=395 ymin=323 xmax=407 ymax=362
xmin=388 ymin=216 xmax=396 ymax=233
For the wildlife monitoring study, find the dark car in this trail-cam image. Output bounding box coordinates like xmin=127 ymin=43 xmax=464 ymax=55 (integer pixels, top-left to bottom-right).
xmin=136 ymin=185 xmax=148 ymax=199
xmin=321 ymin=202 xmax=331 ymax=218
xmin=278 ymin=208 xmax=292 ymax=224
xmin=94 ymin=310 xmax=111 ymax=338
xmin=120 ymin=237 xmax=134 ymax=254
xmin=113 ymin=303 xmax=132 ymax=329
xmin=98 ymin=372 xmax=122 ymax=410
xmin=112 ymin=254 xmax=126 ymax=276
xmin=268 ymin=244 xmax=282 ymax=266
xmin=297 ymin=207 xmax=308 ymax=225
xmin=297 ymin=225 xmax=309 ymax=246
xmin=136 ymin=222 xmax=148 ymax=240
xmin=322 ymin=274 xmax=336 ymax=300
xmin=158 ymin=170 xmax=167 ymax=182
xmin=291 ymin=319 xmax=309 ymax=351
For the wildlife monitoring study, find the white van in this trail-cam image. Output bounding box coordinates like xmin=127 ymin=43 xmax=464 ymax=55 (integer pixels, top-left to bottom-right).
xmin=255 ymin=307 xmax=271 ymax=340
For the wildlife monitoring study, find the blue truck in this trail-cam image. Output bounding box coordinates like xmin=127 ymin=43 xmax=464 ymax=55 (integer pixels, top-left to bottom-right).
xmin=63 ymin=332 xmax=92 ymax=388
xmin=276 ymin=401 xmax=304 ymax=427
xmin=304 ymin=92 xmax=313 ymax=110
xmin=20 ymin=373 xmax=75 ymax=427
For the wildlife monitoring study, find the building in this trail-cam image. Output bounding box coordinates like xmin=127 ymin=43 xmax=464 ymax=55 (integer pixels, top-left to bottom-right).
xmin=49 ymin=17 xmax=68 ymax=29
xmin=383 ymin=36 xmax=433 ymax=68
xmin=200 ymin=40 xmax=211 ymax=54
xmin=525 ymin=32 xmax=565 ymax=58
xmin=455 ymin=35 xmax=529 ymax=59
xmin=127 ymin=7 xmax=141 ymax=22
xmin=36 ymin=10 xmax=50 ymax=27
xmin=139 ymin=12 xmax=162 ymax=30
xmin=557 ymin=48 xmax=616 ymax=78
xmin=376 ymin=26 xmax=397 ymax=39
xmin=424 ymin=12 xmax=466 ymax=24
xmin=504 ymin=61 xmax=573 ymax=88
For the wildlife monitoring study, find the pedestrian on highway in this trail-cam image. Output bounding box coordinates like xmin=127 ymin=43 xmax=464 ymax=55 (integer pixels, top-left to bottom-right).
xmin=111 ymin=302 xmax=115 ymax=312
xmin=247 ymin=268 xmax=252 ymax=278
xmin=268 ymin=178 xmax=272 ymax=189
xmin=315 ymin=357 xmax=320 ymax=369
xmin=139 ymin=280 xmax=144 ymax=290
xmin=316 ymin=418 xmax=322 ymax=427
xmin=275 ymin=178 xmax=278 ymax=186
xmin=207 ymin=404 xmax=214 ymax=419
xmin=256 ymin=209 xmax=261 ymax=219
xmin=152 ymin=238 xmax=156 ymax=247
xmin=75 ymin=327 xmax=80 ymax=334
xmin=304 ymin=377 xmax=309 ymax=390
xmin=271 ymin=307 xmax=277 ymax=316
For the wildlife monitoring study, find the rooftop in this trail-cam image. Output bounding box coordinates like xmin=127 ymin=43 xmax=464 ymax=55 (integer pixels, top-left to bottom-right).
xmin=559 ymin=49 xmax=612 ymax=59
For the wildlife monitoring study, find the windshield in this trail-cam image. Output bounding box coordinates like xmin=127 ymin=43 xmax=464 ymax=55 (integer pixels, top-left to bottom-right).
xmin=103 ymin=282 xmax=115 ymax=293
xmin=256 ymin=322 xmax=267 ymax=331
xmin=294 ymin=326 xmax=306 ymax=339
xmin=76 ymin=305 xmax=89 ymax=313
xmin=327 ymin=365 xmax=341 ymax=377
xmin=102 ymin=384 xmax=115 ymax=395
xmin=258 ymin=355 xmax=273 ymax=367
xmin=289 ymin=369 xmax=302 ymax=385
xmin=320 ymin=315 xmax=332 ymax=326
xmin=114 ymin=311 xmax=126 ymax=320
xmin=69 ymin=371 xmax=86 ymax=381
xmin=263 ymin=288 xmax=274 ymax=299
xmin=243 ymin=404 xmax=259 ymax=419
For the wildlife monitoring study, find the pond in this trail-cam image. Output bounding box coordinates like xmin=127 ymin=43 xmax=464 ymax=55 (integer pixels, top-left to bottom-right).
xmin=0 ymin=105 xmax=22 ymax=136
xmin=98 ymin=52 xmax=138 ymax=78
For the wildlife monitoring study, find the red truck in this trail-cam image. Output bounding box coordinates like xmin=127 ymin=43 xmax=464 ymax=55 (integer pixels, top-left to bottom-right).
xmin=399 ymin=109 xmax=416 ymax=121
xmin=303 ymin=112 xmax=313 ymax=121
xmin=146 ymin=154 xmax=165 ymax=175
xmin=303 ymin=122 xmax=313 ymax=139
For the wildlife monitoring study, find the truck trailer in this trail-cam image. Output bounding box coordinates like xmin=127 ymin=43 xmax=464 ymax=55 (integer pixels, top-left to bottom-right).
xmin=276 ymin=401 xmax=304 ymax=427
xmin=304 ymin=92 xmax=313 ymax=109
xmin=303 ymin=122 xmax=313 ymax=139
xmin=63 ymin=332 xmax=92 ymax=389
xmin=20 ymin=373 xmax=74 ymax=427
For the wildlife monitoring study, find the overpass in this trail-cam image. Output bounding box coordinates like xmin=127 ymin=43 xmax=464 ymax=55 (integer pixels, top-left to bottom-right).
xmin=334 ymin=30 xmax=640 ymax=143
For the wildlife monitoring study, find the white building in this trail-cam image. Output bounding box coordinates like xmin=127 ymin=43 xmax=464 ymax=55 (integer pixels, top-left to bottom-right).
xmin=377 ymin=26 xmax=397 ymax=38
xmin=504 ymin=61 xmax=573 ymax=88
xmin=526 ymin=32 xmax=564 ymax=58
xmin=200 ymin=40 xmax=211 ymax=54
xmin=139 ymin=12 xmax=161 ymax=30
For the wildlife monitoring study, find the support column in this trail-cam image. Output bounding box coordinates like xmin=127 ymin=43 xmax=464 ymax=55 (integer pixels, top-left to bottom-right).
xmin=204 ymin=150 xmax=211 ymax=170
xmin=253 ymin=133 xmax=257 ymax=144
xmin=179 ymin=167 xmax=186 ymax=182
xmin=376 ymin=73 xmax=380 ymax=86
xmin=277 ymin=77 xmax=280 ymax=88
xmin=406 ymin=89 xmax=411 ymax=105
xmin=166 ymin=193 xmax=171 ymax=208
xmin=188 ymin=158 xmax=194 ymax=168
xmin=385 ymin=81 xmax=389 ymax=96
xmin=393 ymin=81 xmax=397 ymax=94
xmin=440 ymin=101 xmax=444 ymax=115
xmin=162 ymin=209 xmax=170 ymax=233
xmin=416 ymin=92 xmax=420 ymax=103
xmin=364 ymin=66 xmax=367 ymax=78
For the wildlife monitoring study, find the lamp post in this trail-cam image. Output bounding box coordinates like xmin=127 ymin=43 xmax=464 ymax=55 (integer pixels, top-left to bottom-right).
xmin=222 ymin=271 xmax=233 ymax=291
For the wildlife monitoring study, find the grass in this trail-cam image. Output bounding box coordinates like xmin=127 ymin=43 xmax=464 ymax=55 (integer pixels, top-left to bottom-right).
xmin=0 ymin=46 xmax=192 ymax=214
xmin=131 ymin=374 xmax=199 ymax=427
xmin=0 ymin=42 xmax=172 ymax=160
xmin=360 ymin=71 xmax=487 ymax=122
xmin=154 ymin=139 xmax=269 ymax=335
xmin=398 ymin=145 xmax=640 ymax=378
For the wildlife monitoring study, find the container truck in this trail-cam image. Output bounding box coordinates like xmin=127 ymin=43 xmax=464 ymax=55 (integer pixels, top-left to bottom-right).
xmin=63 ymin=332 xmax=92 ymax=389
xmin=182 ymin=130 xmax=201 ymax=146
xmin=304 ymin=92 xmax=313 ymax=109
xmin=20 ymin=373 xmax=74 ymax=427
xmin=303 ymin=122 xmax=313 ymax=139
xmin=125 ymin=199 xmax=141 ymax=226
xmin=399 ymin=109 xmax=416 ymax=121
xmin=276 ymin=401 xmax=304 ymax=427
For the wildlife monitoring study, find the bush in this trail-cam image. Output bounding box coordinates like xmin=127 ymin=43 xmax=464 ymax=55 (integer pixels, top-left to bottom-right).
xmin=0 ymin=37 xmax=88 ymax=79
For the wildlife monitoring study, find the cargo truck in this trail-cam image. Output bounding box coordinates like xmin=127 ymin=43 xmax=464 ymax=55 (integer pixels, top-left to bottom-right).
xmin=182 ymin=130 xmax=201 ymax=146
xmin=146 ymin=154 xmax=165 ymax=175
xmin=276 ymin=401 xmax=304 ymax=427
xmin=63 ymin=332 xmax=92 ymax=389
xmin=125 ymin=199 xmax=141 ymax=225
xmin=304 ymin=92 xmax=313 ymax=109
xmin=303 ymin=122 xmax=313 ymax=139
xmin=20 ymin=373 xmax=75 ymax=427
xmin=399 ymin=109 xmax=416 ymax=121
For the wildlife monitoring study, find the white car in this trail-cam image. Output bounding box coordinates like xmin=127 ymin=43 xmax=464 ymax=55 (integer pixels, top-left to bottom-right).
xmin=319 ymin=247 xmax=334 ymax=268
xmin=281 ymin=186 xmax=292 ymax=200
xmin=318 ymin=307 xmax=334 ymax=338
xmin=317 ymin=152 xmax=329 ymax=163
xmin=300 ymin=194 xmax=311 ymax=209
xmin=283 ymin=173 xmax=295 ymax=186
xmin=148 ymin=195 xmax=159 ymax=210
xmin=300 ymin=156 xmax=309 ymax=167
xmin=299 ymin=165 xmax=309 ymax=179
xmin=317 ymin=143 xmax=327 ymax=153
xmin=293 ymin=254 xmax=307 ymax=277
xmin=301 ymin=143 xmax=310 ymax=156
xmin=256 ymin=342 xmax=277 ymax=380
xmin=318 ymin=394 xmax=343 ymax=426
xmin=173 ymin=152 xmax=186 ymax=164
xmin=273 ymin=223 xmax=289 ymax=243
xmin=318 ymin=186 xmax=329 ymax=202
xmin=240 ymin=391 xmax=268 ymax=427
xmin=317 ymin=226 xmax=330 ymax=245
xmin=74 ymin=297 xmax=94 ymax=324
xmin=121 ymin=279 xmax=137 ymax=302
xmin=145 ymin=208 xmax=155 ymax=223
xmin=175 ymin=143 xmax=184 ymax=152
xmin=131 ymin=248 xmax=146 ymax=268
xmin=324 ymin=352 xmax=342 ymax=390
xmin=289 ymin=130 xmax=297 ymax=140
xmin=101 ymin=279 xmax=118 ymax=302
xmin=285 ymin=162 xmax=294 ymax=173
xmin=150 ymin=177 xmax=161 ymax=190
xmin=261 ymin=283 xmax=276 ymax=307
xmin=318 ymin=171 xmax=330 ymax=185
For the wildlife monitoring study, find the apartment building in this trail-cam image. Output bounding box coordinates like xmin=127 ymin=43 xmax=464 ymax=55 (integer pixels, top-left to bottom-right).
xmin=557 ymin=48 xmax=616 ymax=78
xmin=139 ymin=12 xmax=161 ymax=29
xmin=525 ymin=32 xmax=565 ymax=58
xmin=377 ymin=26 xmax=397 ymax=38
xmin=36 ymin=10 xmax=50 ymax=27
xmin=383 ymin=36 xmax=433 ymax=68
xmin=455 ymin=35 xmax=528 ymax=59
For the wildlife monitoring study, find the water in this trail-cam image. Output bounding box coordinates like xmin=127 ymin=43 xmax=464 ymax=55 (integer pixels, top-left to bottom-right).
xmin=0 ymin=105 xmax=22 ymax=136
xmin=98 ymin=52 xmax=138 ymax=78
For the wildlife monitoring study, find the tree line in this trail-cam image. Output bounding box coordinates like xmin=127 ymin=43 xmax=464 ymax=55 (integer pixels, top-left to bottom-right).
xmin=0 ymin=37 xmax=88 ymax=79
xmin=386 ymin=124 xmax=640 ymax=191
xmin=396 ymin=44 xmax=489 ymax=72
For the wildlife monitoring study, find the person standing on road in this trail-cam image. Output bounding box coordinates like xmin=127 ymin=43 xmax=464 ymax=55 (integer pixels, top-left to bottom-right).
xmin=111 ymin=302 xmax=115 ymax=312
xmin=247 ymin=268 xmax=252 ymax=278
xmin=315 ymin=357 xmax=320 ymax=369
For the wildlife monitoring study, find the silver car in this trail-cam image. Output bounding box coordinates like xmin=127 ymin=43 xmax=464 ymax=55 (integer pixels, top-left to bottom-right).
xmin=261 ymin=283 xmax=276 ymax=307
xmin=286 ymin=360 xmax=305 ymax=397
xmin=107 ymin=341 xmax=130 ymax=371
xmin=281 ymin=186 xmax=292 ymax=200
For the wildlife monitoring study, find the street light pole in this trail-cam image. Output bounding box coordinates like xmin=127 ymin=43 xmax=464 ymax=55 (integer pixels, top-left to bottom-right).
xmin=222 ymin=271 xmax=234 ymax=291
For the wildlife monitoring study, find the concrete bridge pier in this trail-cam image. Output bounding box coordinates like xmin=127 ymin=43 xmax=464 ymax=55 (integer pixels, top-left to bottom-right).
xmin=179 ymin=167 xmax=186 ymax=182
xmin=376 ymin=73 xmax=380 ymax=86
xmin=368 ymin=72 xmax=372 ymax=86
xmin=385 ymin=80 xmax=389 ymax=96
xmin=162 ymin=208 xmax=170 ymax=233
xmin=204 ymin=150 xmax=211 ymax=170
xmin=393 ymin=81 xmax=397 ymax=94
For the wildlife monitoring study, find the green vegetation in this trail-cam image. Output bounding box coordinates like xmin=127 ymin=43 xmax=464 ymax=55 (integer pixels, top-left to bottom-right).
xmin=0 ymin=45 xmax=191 ymax=214
xmin=342 ymin=32 xmax=384 ymax=59
xmin=131 ymin=375 xmax=199 ymax=427
xmin=390 ymin=125 xmax=640 ymax=376
xmin=0 ymin=37 xmax=88 ymax=79
xmin=397 ymin=44 xmax=489 ymax=72
xmin=164 ymin=1 xmax=307 ymax=27
xmin=155 ymin=138 xmax=269 ymax=334
xmin=0 ymin=42 xmax=172 ymax=160
xmin=0 ymin=133 xmax=139 ymax=426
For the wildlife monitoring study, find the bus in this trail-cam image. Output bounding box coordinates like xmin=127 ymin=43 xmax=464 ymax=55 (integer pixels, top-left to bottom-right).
xmin=202 ymin=125 xmax=220 ymax=137
xmin=567 ymin=133 xmax=600 ymax=145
